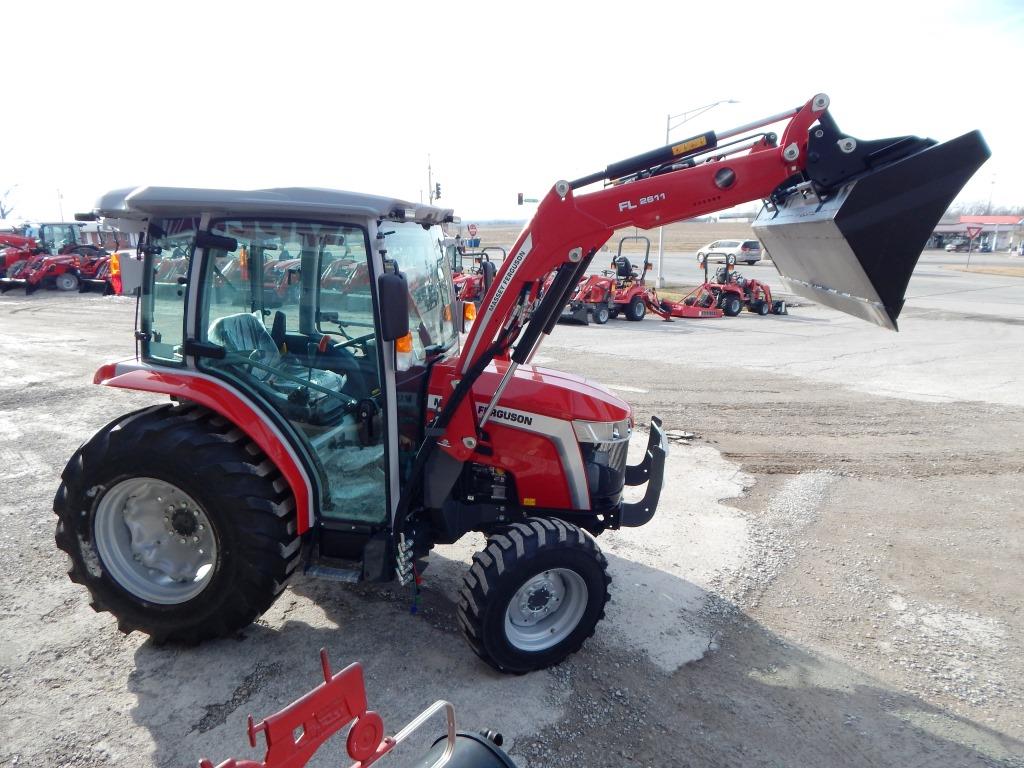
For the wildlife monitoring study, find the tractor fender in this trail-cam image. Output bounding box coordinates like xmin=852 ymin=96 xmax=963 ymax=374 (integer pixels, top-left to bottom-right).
xmin=93 ymin=361 xmax=315 ymax=532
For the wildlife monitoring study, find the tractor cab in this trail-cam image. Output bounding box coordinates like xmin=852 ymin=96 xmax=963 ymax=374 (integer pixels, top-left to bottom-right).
xmin=24 ymin=222 xmax=81 ymax=254
xmin=114 ymin=189 xmax=459 ymax=540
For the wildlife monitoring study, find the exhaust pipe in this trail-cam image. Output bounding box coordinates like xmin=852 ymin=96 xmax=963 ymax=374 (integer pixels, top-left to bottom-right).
xmin=754 ymin=129 xmax=990 ymax=330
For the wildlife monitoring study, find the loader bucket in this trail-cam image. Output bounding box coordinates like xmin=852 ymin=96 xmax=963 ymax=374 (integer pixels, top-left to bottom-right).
xmin=753 ymin=130 xmax=989 ymax=330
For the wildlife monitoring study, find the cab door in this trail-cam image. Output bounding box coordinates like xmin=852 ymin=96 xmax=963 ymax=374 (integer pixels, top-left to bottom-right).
xmin=193 ymin=218 xmax=389 ymax=526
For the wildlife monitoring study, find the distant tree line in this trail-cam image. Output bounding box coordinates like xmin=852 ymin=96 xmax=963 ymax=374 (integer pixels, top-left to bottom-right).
xmin=947 ymin=201 xmax=1024 ymax=216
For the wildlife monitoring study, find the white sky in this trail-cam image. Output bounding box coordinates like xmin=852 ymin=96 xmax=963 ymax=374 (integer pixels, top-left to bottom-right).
xmin=4 ymin=0 xmax=1022 ymax=223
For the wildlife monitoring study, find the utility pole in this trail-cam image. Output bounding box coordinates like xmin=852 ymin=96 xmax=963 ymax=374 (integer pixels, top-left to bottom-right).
xmin=655 ymin=100 xmax=738 ymax=287
xmin=428 ymin=155 xmax=434 ymax=205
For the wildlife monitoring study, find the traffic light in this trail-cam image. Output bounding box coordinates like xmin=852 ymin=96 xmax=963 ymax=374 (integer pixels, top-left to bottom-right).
xmin=517 ymin=192 xmax=524 ymax=205
xmin=435 ymin=182 xmax=441 ymax=200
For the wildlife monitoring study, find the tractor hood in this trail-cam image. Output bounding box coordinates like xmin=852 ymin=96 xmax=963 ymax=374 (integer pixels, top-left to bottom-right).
xmin=431 ymin=358 xmax=630 ymax=426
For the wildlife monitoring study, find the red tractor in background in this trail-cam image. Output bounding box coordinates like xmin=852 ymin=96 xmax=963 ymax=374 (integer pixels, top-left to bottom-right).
xmin=54 ymin=96 xmax=987 ymax=676
xmin=699 ymin=252 xmax=787 ymax=317
xmin=449 ymin=242 xmax=505 ymax=304
xmin=560 ymin=235 xmax=653 ymax=324
xmin=0 ymin=222 xmax=83 ymax=283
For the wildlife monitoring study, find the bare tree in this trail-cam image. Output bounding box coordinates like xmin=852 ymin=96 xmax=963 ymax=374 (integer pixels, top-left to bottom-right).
xmin=947 ymin=200 xmax=1024 ymax=217
xmin=0 ymin=186 xmax=15 ymax=220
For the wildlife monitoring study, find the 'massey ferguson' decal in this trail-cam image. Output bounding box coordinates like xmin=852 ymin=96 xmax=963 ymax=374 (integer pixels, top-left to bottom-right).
xmin=485 ymin=234 xmax=533 ymax=315
xmin=618 ymin=192 xmax=666 ymax=212
xmin=476 ymin=403 xmax=533 ymax=426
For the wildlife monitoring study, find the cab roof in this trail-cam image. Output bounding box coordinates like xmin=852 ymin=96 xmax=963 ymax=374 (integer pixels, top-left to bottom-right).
xmin=92 ymin=186 xmax=455 ymax=226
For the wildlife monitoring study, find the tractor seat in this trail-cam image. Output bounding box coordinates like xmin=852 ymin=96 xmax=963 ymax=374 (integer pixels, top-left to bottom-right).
xmin=209 ymin=312 xmax=345 ymax=392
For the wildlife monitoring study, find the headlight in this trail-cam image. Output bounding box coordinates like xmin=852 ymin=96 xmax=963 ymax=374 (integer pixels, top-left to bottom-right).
xmin=572 ymin=418 xmax=630 ymax=444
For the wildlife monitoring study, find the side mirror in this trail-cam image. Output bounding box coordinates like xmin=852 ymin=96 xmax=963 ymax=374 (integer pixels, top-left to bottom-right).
xmin=696 ymin=253 xmax=706 ymax=266
xmin=378 ymin=272 xmax=410 ymax=342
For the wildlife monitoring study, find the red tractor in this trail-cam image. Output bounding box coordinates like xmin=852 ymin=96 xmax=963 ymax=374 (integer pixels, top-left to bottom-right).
xmin=0 ymin=222 xmax=84 ymax=288
xmin=560 ymin=235 xmax=653 ymax=324
xmin=706 ymin=257 xmax=787 ymax=316
xmin=450 ymin=244 xmax=505 ymax=304
xmin=55 ymin=97 xmax=986 ymax=674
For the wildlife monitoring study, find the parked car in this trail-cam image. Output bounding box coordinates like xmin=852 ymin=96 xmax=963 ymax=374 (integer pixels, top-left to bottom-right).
xmin=697 ymin=239 xmax=762 ymax=265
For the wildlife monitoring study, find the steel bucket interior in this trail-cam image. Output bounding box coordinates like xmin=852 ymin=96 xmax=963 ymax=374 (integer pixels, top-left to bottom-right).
xmin=753 ymin=130 xmax=990 ymax=330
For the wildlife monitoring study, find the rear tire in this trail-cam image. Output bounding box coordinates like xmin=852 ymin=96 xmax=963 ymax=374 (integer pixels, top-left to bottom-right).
xmin=54 ymin=403 xmax=300 ymax=643
xmin=593 ymin=306 xmax=610 ymax=324
xmin=626 ymin=296 xmax=646 ymax=321
xmin=457 ymin=519 xmax=611 ymax=673
xmin=721 ymin=293 xmax=743 ymax=317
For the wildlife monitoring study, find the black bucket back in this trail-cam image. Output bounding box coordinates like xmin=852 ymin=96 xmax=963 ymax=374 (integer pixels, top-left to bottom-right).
xmin=753 ymin=130 xmax=990 ymax=330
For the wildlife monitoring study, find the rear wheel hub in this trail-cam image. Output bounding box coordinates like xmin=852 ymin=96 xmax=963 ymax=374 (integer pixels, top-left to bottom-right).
xmin=93 ymin=477 xmax=217 ymax=604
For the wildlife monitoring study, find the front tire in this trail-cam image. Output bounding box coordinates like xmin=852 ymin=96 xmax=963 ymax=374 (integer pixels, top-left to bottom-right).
xmin=721 ymin=293 xmax=743 ymax=316
xmin=54 ymin=403 xmax=300 ymax=643
xmin=626 ymin=295 xmax=646 ymax=321
xmin=457 ymin=519 xmax=611 ymax=673
xmin=593 ymin=306 xmax=610 ymax=324
xmin=56 ymin=272 xmax=79 ymax=291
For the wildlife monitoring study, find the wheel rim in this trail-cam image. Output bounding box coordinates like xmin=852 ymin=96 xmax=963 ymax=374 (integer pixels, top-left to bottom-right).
xmin=93 ymin=477 xmax=218 ymax=604
xmin=57 ymin=274 xmax=77 ymax=290
xmin=504 ymin=568 xmax=589 ymax=652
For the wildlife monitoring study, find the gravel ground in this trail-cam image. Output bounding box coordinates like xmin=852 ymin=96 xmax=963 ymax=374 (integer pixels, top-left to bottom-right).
xmin=1 ymin=292 xmax=1022 ymax=767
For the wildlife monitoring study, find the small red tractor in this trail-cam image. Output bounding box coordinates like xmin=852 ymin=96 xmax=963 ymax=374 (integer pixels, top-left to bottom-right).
xmin=560 ymin=235 xmax=653 ymax=324
xmin=705 ymin=256 xmax=787 ymax=316
xmin=55 ymin=96 xmax=986 ymax=675
xmin=450 ymin=243 xmax=505 ymax=304
xmin=200 ymin=648 xmax=518 ymax=768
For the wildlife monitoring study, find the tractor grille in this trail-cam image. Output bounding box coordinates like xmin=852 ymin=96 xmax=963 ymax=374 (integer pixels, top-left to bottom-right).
xmin=580 ymin=438 xmax=629 ymax=510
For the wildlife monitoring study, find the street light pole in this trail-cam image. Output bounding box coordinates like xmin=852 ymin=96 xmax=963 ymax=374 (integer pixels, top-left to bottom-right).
xmin=655 ymin=99 xmax=738 ymax=287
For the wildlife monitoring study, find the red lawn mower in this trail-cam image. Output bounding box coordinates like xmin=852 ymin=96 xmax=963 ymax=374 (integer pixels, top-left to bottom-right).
xmin=560 ymin=235 xmax=653 ymax=324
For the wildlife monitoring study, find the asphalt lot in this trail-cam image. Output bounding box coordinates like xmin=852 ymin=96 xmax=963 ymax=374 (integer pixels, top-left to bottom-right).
xmin=1 ymin=256 xmax=1022 ymax=767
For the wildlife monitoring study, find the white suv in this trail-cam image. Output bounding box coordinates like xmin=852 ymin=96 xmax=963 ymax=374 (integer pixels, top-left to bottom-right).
xmin=697 ymin=239 xmax=763 ymax=265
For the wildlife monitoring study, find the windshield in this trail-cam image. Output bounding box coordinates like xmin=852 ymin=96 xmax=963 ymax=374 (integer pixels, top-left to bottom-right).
xmin=384 ymin=222 xmax=459 ymax=355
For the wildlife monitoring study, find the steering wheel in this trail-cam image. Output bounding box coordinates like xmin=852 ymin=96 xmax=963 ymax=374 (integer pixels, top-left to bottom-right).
xmin=333 ymin=331 xmax=375 ymax=350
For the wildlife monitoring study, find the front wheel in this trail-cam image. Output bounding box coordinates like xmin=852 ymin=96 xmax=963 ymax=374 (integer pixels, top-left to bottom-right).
xmin=721 ymin=293 xmax=743 ymax=316
xmin=593 ymin=306 xmax=610 ymax=324
xmin=457 ymin=519 xmax=611 ymax=673
xmin=55 ymin=272 xmax=79 ymax=291
xmin=54 ymin=403 xmax=300 ymax=643
xmin=626 ymin=295 xmax=646 ymax=321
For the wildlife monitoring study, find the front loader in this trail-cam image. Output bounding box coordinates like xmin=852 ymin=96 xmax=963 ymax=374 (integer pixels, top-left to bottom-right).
xmin=55 ymin=94 xmax=987 ymax=675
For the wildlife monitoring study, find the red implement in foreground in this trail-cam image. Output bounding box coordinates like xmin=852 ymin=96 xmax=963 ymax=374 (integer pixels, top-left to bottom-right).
xmin=199 ymin=649 xmax=514 ymax=768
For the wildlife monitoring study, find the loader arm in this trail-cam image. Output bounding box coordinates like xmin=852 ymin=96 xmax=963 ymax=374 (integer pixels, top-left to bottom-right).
xmin=422 ymin=93 xmax=988 ymax=469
